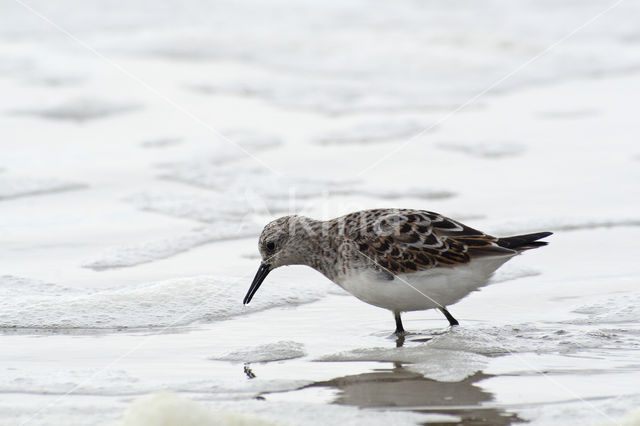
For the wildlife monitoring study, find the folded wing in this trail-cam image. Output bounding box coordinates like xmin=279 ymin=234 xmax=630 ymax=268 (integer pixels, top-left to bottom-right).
xmin=342 ymin=209 xmax=515 ymax=276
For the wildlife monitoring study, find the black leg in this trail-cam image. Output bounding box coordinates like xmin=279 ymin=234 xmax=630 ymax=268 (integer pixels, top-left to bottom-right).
xmin=394 ymin=312 xmax=405 ymax=335
xmin=243 ymin=364 xmax=256 ymax=379
xmin=439 ymin=307 xmax=459 ymax=326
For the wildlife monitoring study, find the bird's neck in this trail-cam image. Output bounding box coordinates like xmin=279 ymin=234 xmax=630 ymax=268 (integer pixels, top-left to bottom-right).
xmin=290 ymin=216 xmax=342 ymax=280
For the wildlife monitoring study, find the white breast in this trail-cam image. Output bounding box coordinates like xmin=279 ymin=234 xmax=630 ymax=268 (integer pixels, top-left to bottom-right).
xmin=335 ymin=254 xmax=515 ymax=312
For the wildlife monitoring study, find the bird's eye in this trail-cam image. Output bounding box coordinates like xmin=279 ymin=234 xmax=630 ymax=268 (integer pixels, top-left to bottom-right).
xmin=265 ymin=241 xmax=276 ymax=252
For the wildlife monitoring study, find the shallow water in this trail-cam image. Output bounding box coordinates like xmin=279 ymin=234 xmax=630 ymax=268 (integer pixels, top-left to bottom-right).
xmin=1 ymin=0 xmax=640 ymax=425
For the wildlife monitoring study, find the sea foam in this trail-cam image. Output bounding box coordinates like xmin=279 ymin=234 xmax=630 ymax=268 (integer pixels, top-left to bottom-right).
xmin=0 ymin=275 xmax=331 ymax=331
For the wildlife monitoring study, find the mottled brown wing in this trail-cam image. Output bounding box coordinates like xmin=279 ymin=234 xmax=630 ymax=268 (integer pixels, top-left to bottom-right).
xmin=342 ymin=209 xmax=511 ymax=275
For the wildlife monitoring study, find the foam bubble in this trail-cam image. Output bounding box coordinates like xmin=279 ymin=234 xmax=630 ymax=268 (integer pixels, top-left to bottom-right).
xmin=436 ymin=141 xmax=526 ymax=159
xmin=211 ymin=341 xmax=306 ymax=363
xmin=223 ymin=129 xmax=283 ymax=151
xmin=10 ymin=98 xmax=142 ymax=122
xmin=353 ymin=187 xmax=455 ymax=200
xmin=0 ymin=176 xmax=86 ymax=201
xmin=314 ymin=119 xmax=435 ymax=145
xmin=140 ymin=137 xmax=183 ymax=148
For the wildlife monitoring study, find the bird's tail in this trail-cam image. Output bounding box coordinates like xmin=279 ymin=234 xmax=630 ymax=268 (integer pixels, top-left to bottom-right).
xmin=496 ymin=232 xmax=553 ymax=251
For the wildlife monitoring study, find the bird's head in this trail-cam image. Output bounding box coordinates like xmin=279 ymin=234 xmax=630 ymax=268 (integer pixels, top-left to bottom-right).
xmin=243 ymin=215 xmax=314 ymax=304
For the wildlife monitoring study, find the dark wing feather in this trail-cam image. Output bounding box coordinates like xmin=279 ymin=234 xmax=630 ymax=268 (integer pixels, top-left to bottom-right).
xmin=340 ymin=209 xmax=513 ymax=275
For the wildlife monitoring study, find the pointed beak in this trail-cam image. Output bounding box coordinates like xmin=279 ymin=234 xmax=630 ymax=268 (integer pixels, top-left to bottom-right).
xmin=243 ymin=263 xmax=271 ymax=304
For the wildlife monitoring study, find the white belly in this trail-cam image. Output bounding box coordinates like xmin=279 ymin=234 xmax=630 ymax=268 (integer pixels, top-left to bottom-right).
xmin=335 ymin=255 xmax=514 ymax=312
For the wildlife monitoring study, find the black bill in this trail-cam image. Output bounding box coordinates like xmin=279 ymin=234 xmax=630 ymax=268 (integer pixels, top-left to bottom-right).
xmin=243 ymin=263 xmax=271 ymax=304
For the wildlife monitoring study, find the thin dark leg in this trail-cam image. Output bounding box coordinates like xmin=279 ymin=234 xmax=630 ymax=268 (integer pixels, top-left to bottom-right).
xmin=394 ymin=312 xmax=405 ymax=335
xmin=243 ymin=364 xmax=256 ymax=379
xmin=439 ymin=307 xmax=459 ymax=326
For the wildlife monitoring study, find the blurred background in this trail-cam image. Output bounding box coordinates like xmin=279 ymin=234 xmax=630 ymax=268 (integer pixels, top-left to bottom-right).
xmin=1 ymin=1 xmax=640 ymax=425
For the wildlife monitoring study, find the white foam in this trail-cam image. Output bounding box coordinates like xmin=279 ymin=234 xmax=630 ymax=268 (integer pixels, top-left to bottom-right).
xmin=519 ymin=393 xmax=640 ymax=426
xmin=0 ymin=176 xmax=86 ymax=200
xmin=160 ymin=162 xmax=453 ymax=207
xmin=0 ymin=364 xmax=310 ymax=398
xmin=25 ymin=74 xmax=84 ymax=87
xmin=436 ymin=141 xmax=526 ymax=158
xmin=211 ymin=341 xmax=306 ymax=363
xmin=314 ymin=119 xmax=434 ymax=145
xmin=161 ymin=163 xmax=345 ymax=200
xmin=111 ymin=164 xmax=455 ymax=270
xmin=608 ymin=407 xmax=640 ymax=426
xmin=0 ymin=275 xmax=331 ymax=331
xmin=424 ymin=324 xmax=640 ymax=355
xmin=126 ymin=191 xmax=274 ymax=223
xmin=0 ymin=274 xmax=70 ymax=295
xmin=404 ymin=350 xmax=488 ymax=382
xmin=217 ymin=399 xmax=456 ymax=426
xmin=223 ymin=129 xmax=283 ymax=151
xmin=536 ymin=109 xmax=600 ymax=120
xmin=118 ymin=392 xmax=451 ymax=426
xmin=186 ymin=75 xmax=464 ymax=115
xmin=570 ymin=293 xmax=640 ymax=324
xmin=492 ymin=217 xmax=640 ymax=236
xmin=4 ymin=0 xmax=640 ymax=115
xmin=120 ymin=392 xmax=278 ymax=426
xmin=0 ymin=367 xmax=143 ymax=396
xmin=319 ymin=346 xmax=488 ymax=382
xmin=353 ymin=187 xmax=455 ymax=200
xmin=321 ymin=322 xmax=640 ymax=366
xmin=10 ymin=97 xmax=142 ymax=122
xmin=83 ymin=223 xmax=259 ymax=270
xmin=136 ymin=129 xmax=280 ymax=168
xmin=140 ymin=137 xmax=183 ymax=148
xmin=154 ymin=0 xmax=640 ymax=114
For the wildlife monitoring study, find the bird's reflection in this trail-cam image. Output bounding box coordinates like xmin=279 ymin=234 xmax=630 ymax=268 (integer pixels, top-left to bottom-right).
xmin=396 ymin=330 xmax=440 ymax=347
xmin=308 ymin=365 xmax=522 ymax=425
